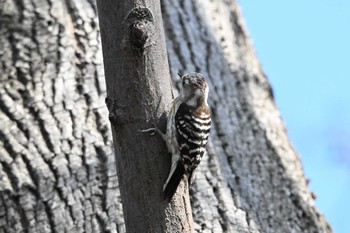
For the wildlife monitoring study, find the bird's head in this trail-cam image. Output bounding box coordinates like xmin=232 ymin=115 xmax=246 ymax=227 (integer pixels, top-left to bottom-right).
xmin=178 ymin=72 xmax=209 ymax=108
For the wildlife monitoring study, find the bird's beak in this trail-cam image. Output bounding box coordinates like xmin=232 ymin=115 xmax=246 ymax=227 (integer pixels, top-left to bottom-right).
xmin=177 ymin=72 xmax=183 ymax=79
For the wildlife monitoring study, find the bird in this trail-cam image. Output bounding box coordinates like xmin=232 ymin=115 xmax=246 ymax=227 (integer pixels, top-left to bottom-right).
xmin=142 ymin=72 xmax=211 ymax=201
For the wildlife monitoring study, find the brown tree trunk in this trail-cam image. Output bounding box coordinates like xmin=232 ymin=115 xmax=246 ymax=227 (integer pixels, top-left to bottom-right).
xmin=0 ymin=0 xmax=332 ymax=232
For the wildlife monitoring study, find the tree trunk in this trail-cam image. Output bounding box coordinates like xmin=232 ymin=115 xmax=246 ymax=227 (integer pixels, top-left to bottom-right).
xmin=96 ymin=0 xmax=193 ymax=232
xmin=0 ymin=0 xmax=332 ymax=233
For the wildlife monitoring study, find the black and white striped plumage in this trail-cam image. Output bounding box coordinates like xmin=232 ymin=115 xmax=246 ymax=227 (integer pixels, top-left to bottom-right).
xmin=163 ymin=72 xmax=211 ymax=201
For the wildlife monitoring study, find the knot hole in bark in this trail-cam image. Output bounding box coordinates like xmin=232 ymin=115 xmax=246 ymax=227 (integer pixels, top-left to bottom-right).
xmin=125 ymin=7 xmax=154 ymax=49
xmin=130 ymin=21 xmax=148 ymax=48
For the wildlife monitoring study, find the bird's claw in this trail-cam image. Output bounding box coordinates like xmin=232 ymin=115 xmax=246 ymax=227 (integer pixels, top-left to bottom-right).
xmin=139 ymin=127 xmax=157 ymax=135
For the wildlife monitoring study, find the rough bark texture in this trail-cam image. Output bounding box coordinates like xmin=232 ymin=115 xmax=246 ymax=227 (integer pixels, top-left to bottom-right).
xmin=162 ymin=1 xmax=332 ymax=232
xmin=0 ymin=0 xmax=123 ymax=232
xmin=0 ymin=0 xmax=332 ymax=233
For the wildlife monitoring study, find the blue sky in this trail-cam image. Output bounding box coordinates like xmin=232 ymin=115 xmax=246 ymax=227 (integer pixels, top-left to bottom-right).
xmin=237 ymin=1 xmax=350 ymax=232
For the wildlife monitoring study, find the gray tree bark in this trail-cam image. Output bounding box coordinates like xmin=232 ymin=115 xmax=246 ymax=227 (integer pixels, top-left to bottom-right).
xmin=0 ymin=0 xmax=332 ymax=233
xmin=96 ymin=0 xmax=193 ymax=232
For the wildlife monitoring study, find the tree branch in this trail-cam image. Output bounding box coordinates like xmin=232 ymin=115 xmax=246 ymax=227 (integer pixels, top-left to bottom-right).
xmin=96 ymin=1 xmax=194 ymax=232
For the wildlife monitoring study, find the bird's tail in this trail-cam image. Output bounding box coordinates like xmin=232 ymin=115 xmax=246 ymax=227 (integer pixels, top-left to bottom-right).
xmin=163 ymin=163 xmax=185 ymax=201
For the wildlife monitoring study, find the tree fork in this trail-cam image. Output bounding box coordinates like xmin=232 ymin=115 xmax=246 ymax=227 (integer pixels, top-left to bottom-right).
xmin=96 ymin=1 xmax=193 ymax=232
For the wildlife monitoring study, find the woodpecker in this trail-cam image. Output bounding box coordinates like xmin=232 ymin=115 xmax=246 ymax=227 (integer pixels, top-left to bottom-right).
xmin=143 ymin=72 xmax=211 ymax=201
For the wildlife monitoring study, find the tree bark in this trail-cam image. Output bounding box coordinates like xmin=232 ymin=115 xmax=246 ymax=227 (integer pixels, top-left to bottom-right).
xmin=161 ymin=1 xmax=332 ymax=232
xmin=96 ymin=0 xmax=193 ymax=232
xmin=0 ymin=0 xmax=332 ymax=233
